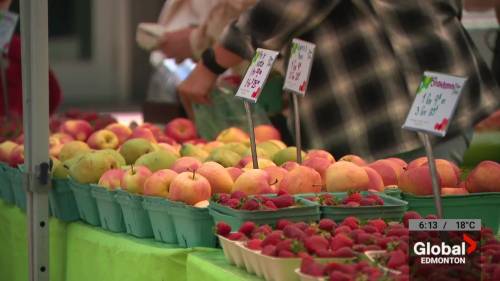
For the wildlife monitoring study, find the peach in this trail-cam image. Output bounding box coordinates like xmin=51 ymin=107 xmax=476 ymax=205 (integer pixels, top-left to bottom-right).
xmin=226 ymin=167 xmax=243 ymax=181
xmin=363 ymin=166 xmax=384 ymax=191
xmin=216 ymin=127 xmax=249 ymax=143
xmin=232 ymin=169 xmax=273 ymax=195
xmin=281 ymin=161 xmax=300 ymax=171
xmin=398 ymin=161 xmax=460 ymax=195
xmin=105 ymin=123 xmax=132 ymax=145
xmin=338 ymin=154 xmax=366 ymax=166
xmin=87 ymin=129 xmax=120 ymax=150
xmin=441 ymin=187 xmax=469 ymax=196
xmin=279 ymin=165 xmax=322 ymax=194
xmin=407 ymin=158 xmax=461 ymax=186
xmin=302 ymin=157 xmax=332 ymax=184
xmin=368 ymin=159 xmax=406 ymax=186
xmin=171 ymin=156 xmax=202 ymax=173
xmin=60 ymin=119 xmax=93 ymax=141
xmin=305 ymin=149 xmax=335 ymax=163
xmin=407 ymin=157 xmax=429 ymax=170
xmin=51 ymin=132 xmax=74 ymax=144
xmin=98 ymin=168 xmax=126 ymax=190
xmin=465 ymin=161 xmax=500 ymax=193
xmin=263 ymin=166 xmax=288 ymax=187
xmin=386 ymin=157 xmax=408 ymax=169
xmin=169 ymin=171 xmax=211 ymax=205
xmin=325 ymin=161 xmax=370 ymax=192
xmin=254 ymin=125 xmax=281 ymax=142
xmin=143 ymin=169 xmax=178 ymax=197
xmin=197 ymin=161 xmax=234 ymax=194
xmin=130 ymin=127 xmax=157 ymax=143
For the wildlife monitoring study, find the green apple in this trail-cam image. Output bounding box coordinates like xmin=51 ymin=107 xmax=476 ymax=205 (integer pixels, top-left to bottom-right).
xmin=272 ymin=146 xmax=306 ymax=166
xmin=242 ymin=147 xmax=269 ymax=159
xmin=69 ymin=151 xmax=119 ymax=184
xmin=180 ymin=143 xmax=209 ymax=161
xmin=221 ymin=142 xmax=248 ymax=156
xmin=208 ymin=148 xmax=241 ymax=168
xmin=100 ymin=149 xmax=126 ymax=167
xmin=59 ymin=141 xmax=91 ymax=162
xmin=134 ymin=150 xmax=178 ymax=172
xmin=257 ymin=141 xmax=283 ymax=159
xmin=119 ymin=138 xmax=155 ymax=165
xmin=52 ymin=154 xmax=84 ymax=179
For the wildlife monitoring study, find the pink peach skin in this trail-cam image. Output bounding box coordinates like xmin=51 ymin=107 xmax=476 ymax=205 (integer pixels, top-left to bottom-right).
xmin=305 ymin=149 xmax=335 ymax=163
xmin=325 ymin=161 xmax=370 ymax=192
xmin=302 ymin=157 xmax=332 ymax=184
xmin=465 ymin=160 xmax=500 ymax=193
xmin=363 ymin=166 xmax=384 ymax=191
xmin=130 ymin=127 xmax=157 ymax=143
xmin=197 ymin=161 xmax=234 ymax=194
xmin=368 ymin=159 xmax=405 ymax=186
xmin=232 ymin=169 xmax=274 ymax=195
xmin=226 ymin=167 xmax=243 ymax=181
xmin=280 ymin=161 xmax=300 ymax=171
xmin=263 ymin=166 xmax=288 ymax=187
xmin=338 ymin=154 xmax=366 ymax=166
xmin=279 ymin=166 xmax=322 ymax=194
xmin=254 ymin=125 xmax=281 ymax=143
xmin=398 ymin=161 xmax=460 ymax=195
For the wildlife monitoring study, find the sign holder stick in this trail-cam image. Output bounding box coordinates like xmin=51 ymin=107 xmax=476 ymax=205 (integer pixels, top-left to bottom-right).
xmin=422 ymin=133 xmax=444 ymax=218
xmin=291 ymin=93 xmax=302 ymax=164
xmin=244 ymin=100 xmax=259 ymax=169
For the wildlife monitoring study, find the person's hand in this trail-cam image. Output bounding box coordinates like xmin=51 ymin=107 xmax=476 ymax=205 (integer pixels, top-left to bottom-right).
xmin=159 ymin=27 xmax=195 ymax=63
xmin=177 ymin=62 xmax=217 ymax=105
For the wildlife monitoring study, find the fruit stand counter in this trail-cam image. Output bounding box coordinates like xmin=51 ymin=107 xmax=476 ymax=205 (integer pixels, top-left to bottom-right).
xmin=186 ymin=251 xmax=262 ymax=281
xmin=0 ymin=200 xmax=213 ymax=281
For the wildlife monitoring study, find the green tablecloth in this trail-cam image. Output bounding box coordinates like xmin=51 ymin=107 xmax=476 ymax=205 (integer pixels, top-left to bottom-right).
xmin=0 ymin=199 xmax=217 ymax=281
xmin=186 ymin=251 xmax=262 ymax=281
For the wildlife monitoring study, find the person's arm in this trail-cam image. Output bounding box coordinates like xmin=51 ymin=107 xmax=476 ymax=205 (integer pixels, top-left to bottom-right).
xmin=177 ymin=0 xmax=339 ymax=111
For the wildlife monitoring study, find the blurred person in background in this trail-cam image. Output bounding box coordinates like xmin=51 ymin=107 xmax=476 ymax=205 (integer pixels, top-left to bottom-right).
xmin=0 ymin=0 xmax=62 ymax=117
xmin=178 ymin=0 xmax=499 ymax=164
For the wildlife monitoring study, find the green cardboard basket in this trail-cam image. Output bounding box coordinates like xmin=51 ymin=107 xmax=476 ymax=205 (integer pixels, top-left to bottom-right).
xmin=402 ymin=192 xmax=500 ymax=232
xmin=0 ymin=163 xmax=15 ymax=204
xmin=69 ymin=179 xmax=101 ymax=226
xmin=142 ymin=196 xmax=178 ymax=244
xmin=9 ymin=166 xmax=26 ymax=211
xmin=298 ymin=192 xmax=408 ymax=222
xmin=383 ymin=188 xmax=402 ymax=199
xmin=115 ymin=190 xmax=153 ymax=238
xmin=167 ymin=200 xmax=216 ymax=248
xmin=91 ymin=185 xmax=126 ymax=233
xmin=208 ymin=197 xmax=320 ymax=230
xmin=49 ymin=179 xmax=80 ymax=222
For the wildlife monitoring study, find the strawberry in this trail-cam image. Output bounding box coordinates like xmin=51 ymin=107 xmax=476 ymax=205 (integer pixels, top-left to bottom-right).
xmin=357 ymin=233 xmax=375 ymax=245
xmin=304 ymin=226 xmax=318 ymax=237
xmin=261 ymin=230 xmax=283 ymax=247
xmin=227 ymin=232 xmax=244 ymax=241
xmin=316 ymin=249 xmax=336 ymax=258
xmin=271 ymin=195 xmax=295 ymax=208
xmin=304 ymin=235 xmax=330 ymax=254
xmin=246 ymin=239 xmax=262 ymax=250
xmin=352 ymin=244 xmax=367 ymax=252
xmin=253 ymin=225 xmax=272 ymax=238
xmin=297 ymin=252 xmax=311 ymax=259
xmin=364 ymin=245 xmax=382 ymax=251
xmin=368 ymin=219 xmax=387 ymax=233
xmin=276 ymin=219 xmax=292 ymax=230
xmin=362 ymin=225 xmax=377 ymax=234
xmin=324 ymin=262 xmax=355 ymax=275
xmin=212 ymin=193 xmax=230 ymax=204
xmin=425 ymin=214 xmax=438 ymax=220
xmin=387 ymin=249 xmax=406 ymax=269
xmin=386 ymin=227 xmax=409 ymax=237
xmin=403 ymin=211 xmax=422 ymax=227
xmin=277 ymin=250 xmax=295 ymax=257
xmin=226 ymin=198 xmax=241 ymax=209
xmin=263 ymin=200 xmax=278 ymax=210
xmin=277 ymin=189 xmax=289 ymax=196
xmin=215 ymin=222 xmax=231 ymax=237
xmin=283 ymin=225 xmax=306 ymax=240
xmin=360 ymin=197 xmax=376 ymax=206
xmin=329 ymin=271 xmax=351 ymax=281
xmin=241 ymin=198 xmax=260 ymax=210
xmin=300 ymin=256 xmax=325 ymax=277
xmin=318 ymin=219 xmax=336 ymax=232
xmin=334 ymin=225 xmax=352 ymax=235
xmin=376 ymin=237 xmax=393 ymax=249
xmin=331 ymin=234 xmax=354 ymax=251
xmin=275 ymin=239 xmax=292 ymax=253
xmin=238 ymin=221 xmax=256 ymax=237
xmin=344 ymin=201 xmax=360 ymax=207
xmin=332 ymin=247 xmax=356 ymax=258
xmin=294 ymin=222 xmax=309 ymax=230
xmin=261 ymin=245 xmax=277 ymax=256
xmin=345 ymin=191 xmax=362 ymax=203
xmin=342 ymin=216 xmax=360 ymax=229
xmin=349 ymin=228 xmax=365 ymax=241
xmin=231 ymin=191 xmax=247 ymax=200
xmin=322 ymin=197 xmax=337 ymax=206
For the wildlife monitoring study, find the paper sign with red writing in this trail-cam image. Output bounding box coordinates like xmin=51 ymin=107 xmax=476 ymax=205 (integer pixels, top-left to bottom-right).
xmin=0 ymin=11 xmax=18 ymax=50
xmin=235 ymin=48 xmax=279 ymax=103
xmin=403 ymin=71 xmax=467 ymax=137
xmin=283 ymin=39 xmax=315 ymax=95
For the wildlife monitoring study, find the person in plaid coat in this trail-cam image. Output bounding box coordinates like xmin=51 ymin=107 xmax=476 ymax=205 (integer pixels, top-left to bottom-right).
xmin=178 ymin=0 xmax=499 ymax=163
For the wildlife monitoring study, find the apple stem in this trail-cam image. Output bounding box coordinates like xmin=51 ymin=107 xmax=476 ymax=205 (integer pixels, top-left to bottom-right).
xmin=271 ymin=179 xmax=279 ymax=185
xmin=192 ymin=169 xmax=196 ymax=180
xmin=131 ymin=164 xmax=135 ymax=174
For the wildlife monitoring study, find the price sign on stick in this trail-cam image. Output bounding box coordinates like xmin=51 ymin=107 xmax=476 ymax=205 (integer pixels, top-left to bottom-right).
xmin=283 ymin=39 xmax=315 ymax=164
xmin=0 ymin=11 xmax=18 ymax=49
xmin=283 ymin=38 xmax=315 ymax=95
xmin=236 ymin=48 xmax=279 ymax=169
xmin=236 ymin=48 xmax=279 ymax=103
xmin=403 ymin=71 xmax=467 ymax=218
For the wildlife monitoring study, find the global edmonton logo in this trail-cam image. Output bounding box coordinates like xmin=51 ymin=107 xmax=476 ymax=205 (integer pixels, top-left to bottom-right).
xmin=413 ymin=234 xmax=477 ymax=265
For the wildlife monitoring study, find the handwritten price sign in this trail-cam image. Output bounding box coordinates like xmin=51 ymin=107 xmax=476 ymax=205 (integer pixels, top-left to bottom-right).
xmin=235 ymin=48 xmax=279 ymax=103
xmin=283 ymin=39 xmax=315 ymax=95
xmin=0 ymin=11 xmax=18 ymax=50
xmin=403 ymin=71 xmax=467 ymax=137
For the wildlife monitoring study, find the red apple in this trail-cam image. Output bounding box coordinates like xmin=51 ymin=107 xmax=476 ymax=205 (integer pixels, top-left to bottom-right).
xmin=120 ymin=165 xmax=153 ymax=194
xmin=226 ymin=167 xmax=243 ymax=181
xmin=232 ymin=169 xmax=274 ymax=195
xmin=171 ymin=156 xmax=202 ymax=173
xmin=87 ymin=129 xmax=120 ymax=150
xmin=98 ymin=169 xmax=126 ymax=190
xmin=9 ymin=144 xmax=24 ymax=166
xmin=338 ymin=154 xmax=366 ymax=166
xmin=164 ymin=118 xmax=198 ymax=143
xmin=254 ymin=125 xmax=281 ymax=143
xmin=169 ymin=171 xmax=211 ymax=205
xmin=465 ymin=161 xmax=500 ymax=193
xmin=105 ymin=123 xmax=132 ymax=145
xmin=130 ymin=127 xmax=157 ymax=143
xmin=60 ymin=119 xmax=94 ymax=141
xmin=143 ymin=169 xmax=178 ymax=197
xmin=279 ymin=165 xmax=322 ymax=194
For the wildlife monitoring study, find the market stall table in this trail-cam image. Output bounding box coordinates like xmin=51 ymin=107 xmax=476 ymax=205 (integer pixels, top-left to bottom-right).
xmin=0 ymin=199 xmax=216 ymax=281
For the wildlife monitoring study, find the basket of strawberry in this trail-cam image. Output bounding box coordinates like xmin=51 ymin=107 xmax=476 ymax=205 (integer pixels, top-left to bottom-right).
xmin=300 ymin=191 xmax=408 ymax=222
xmin=209 ymin=191 xmax=320 ymax=230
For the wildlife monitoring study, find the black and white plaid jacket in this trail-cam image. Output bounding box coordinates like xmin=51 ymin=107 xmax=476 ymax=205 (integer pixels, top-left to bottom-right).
xmin=220 ymin=0 xmax=499 ymax=160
